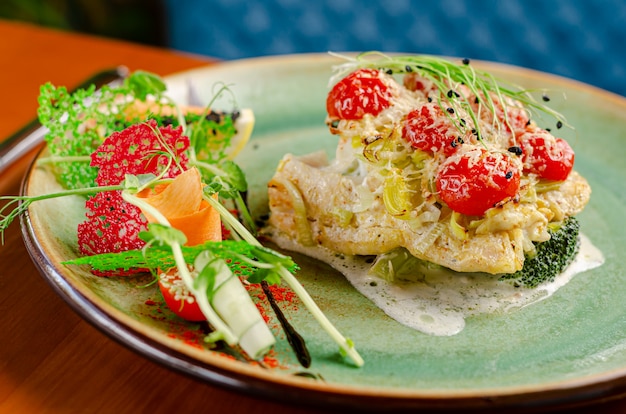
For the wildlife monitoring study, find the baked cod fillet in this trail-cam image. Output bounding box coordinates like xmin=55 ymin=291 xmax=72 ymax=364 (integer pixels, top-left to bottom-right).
xmin=265 ymin=54 xmax=591 ymax=277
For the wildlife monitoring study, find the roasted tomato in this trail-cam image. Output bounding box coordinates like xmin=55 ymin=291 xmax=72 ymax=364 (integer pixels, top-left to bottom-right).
xmin=326 ymin=68 xmax=393 ymax=120
xmin=518 ymin=131 xmax=574 ymax=181
xmin=402 ymin=103 xmax=472 ymax=156
xmin=158 ymin=268 xmax=205 ymax=322
xmin=437 ymin=148 xmax=521 ymax=216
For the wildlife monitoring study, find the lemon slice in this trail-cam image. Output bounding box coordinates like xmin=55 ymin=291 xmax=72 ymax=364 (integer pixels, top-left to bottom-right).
xmin=226 ymin=108 xmax=254 ymax=159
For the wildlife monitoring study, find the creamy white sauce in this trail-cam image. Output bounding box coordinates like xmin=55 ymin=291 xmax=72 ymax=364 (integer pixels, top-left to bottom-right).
xmin=270 ymin=232 xmax=605 ymax=336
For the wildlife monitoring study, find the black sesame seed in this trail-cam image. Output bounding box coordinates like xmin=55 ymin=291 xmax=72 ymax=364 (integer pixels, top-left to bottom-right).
xmin=505 ymin=171 xmax=513 ymax=179
xmin=556 ymin=120 xmax=563 ymax=129
xmin=457 ymin=136 xmax=464 ymax=143
xmin=451 ymin=140 xmax=457 ymax=148
xmin=427 ymin=97 xmax=433 ymax=102
xmin=462 ymin=58 xmax=470 ymax=65
xmin=508 ymin=146 xmax=523 ymax=156
xmin=405 ymin=65 xmax=413 ymax=72
xmin=542 ymin=94 xmax=550 ymax=102
xmin=546 ymin=128 xmax=551 ymax=132
xmin=459 ymin=118 xmax=466 ymax=127
xmin=385 ymin=68 xmax=393 ymax=75
xmin=446 ymin=107 xmax=455 ymax=114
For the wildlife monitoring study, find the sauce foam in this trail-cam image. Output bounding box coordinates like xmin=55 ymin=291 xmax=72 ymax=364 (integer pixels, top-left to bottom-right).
xmin=270 ymin=232 xmax=605 ymax=336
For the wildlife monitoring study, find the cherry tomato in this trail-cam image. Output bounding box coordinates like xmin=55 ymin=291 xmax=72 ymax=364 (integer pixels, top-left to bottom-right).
xmin=402 ymin=103 xmax=468 ymax=156
xmin=518 ymin=132 xmax=574 ymax=181
xmin=158 ymin=269 xmax=205 ymax=321
xmin=437 ymin=148 xmax=521 ymax=216
xmin=326 ymin=68 xmax=392 ymax=120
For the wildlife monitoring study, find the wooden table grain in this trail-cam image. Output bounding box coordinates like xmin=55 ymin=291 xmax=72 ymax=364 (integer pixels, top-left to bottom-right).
xmin=0 ymin=18 xmax=623 ymax=414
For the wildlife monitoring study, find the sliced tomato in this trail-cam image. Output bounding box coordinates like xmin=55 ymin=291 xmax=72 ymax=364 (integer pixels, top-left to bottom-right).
xmin=158 ymin=269 xmax=205 ymax=322
xmin=518 ymin=132 xmax=574 ymax=181
xmin=402 ymin=103 xmax=469 ymax=156
xmin=436 ymin=148 xmax=521 ymax=216
xmin=326 ymin=68 xmax=393 ymax=120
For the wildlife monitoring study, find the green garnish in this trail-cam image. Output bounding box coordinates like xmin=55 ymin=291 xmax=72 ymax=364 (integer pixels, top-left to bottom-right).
xmin=63 ymin=237 xmax=296 ymax=281
xmin=37 ymin=71 xmax=240 ymax=190
xmin=4 ymin=70 xmax=366 ymax=367
xmin=37 ymin=71 xmax=170 ymax=189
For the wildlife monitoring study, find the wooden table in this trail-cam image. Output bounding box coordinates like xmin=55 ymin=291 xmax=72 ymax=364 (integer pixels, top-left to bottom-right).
xmin=0 ymin=19 xmax=623 ymax=414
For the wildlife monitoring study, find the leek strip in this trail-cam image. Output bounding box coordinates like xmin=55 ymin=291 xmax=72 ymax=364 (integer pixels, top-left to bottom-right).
xmin=194 ymin=251 xmax=275 ymax=359
xmin=450 ymin=211 xmax=469 ymax=240
xmin=269 ymin=176 xmax=315 ymax=246
xmin=411 ymin=222 xmax=446 ymax=256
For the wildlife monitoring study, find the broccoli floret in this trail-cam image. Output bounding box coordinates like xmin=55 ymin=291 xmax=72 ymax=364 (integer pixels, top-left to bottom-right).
xmin=500 ymin=217 xmax=581 ymax=288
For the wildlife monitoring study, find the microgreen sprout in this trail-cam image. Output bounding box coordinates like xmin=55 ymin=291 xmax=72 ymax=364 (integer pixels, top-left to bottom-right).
xmin=329 ymin=51 xmax=571 ymax=141
xmin=0 ymin=183 xmax=122 ymax=244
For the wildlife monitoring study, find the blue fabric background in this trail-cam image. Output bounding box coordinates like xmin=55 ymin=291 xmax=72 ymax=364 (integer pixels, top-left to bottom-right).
xmin=163 ymin=0 xmax=625 ymax=97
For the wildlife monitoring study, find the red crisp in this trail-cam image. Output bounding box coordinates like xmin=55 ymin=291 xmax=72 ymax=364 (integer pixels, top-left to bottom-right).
xmin=78 ymin=120 xmax=190 ymax=274
xmin=91 ymin=120 xmax=189 ymax=186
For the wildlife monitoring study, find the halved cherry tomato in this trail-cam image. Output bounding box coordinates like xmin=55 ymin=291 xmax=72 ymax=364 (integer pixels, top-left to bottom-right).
xmin=326 ymin=68 xmax=392 ymax=120
xmin=158 ymin=269 xmax=205 ymax=321
xmin=518 ymin=132 xmax=574 ymax=181
xmin=402 ymin=103 xmax=469 ymax=156
xmin=437 ymin=148 xmax=520 ymax=216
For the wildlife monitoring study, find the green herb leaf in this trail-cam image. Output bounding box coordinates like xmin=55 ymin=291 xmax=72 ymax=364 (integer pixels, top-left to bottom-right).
xmin=248 ymin=268 xmax=282 ymax=285
xmin=139 ymin=223 xmax=188 ymax=246
xmin=124 ymin=70 xmax=167 ymax=100
xmin=251 ymin=245 xmax=297 ymax=269
xmin=220 ymin=160 xmax=248 ymax=192
xmin=123 ymin=173 xmax=157 ymax=192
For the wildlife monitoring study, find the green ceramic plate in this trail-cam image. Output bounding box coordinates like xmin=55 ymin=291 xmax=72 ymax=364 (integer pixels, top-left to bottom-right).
xmin=21 ymin=54 xmax=626 ymax=411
